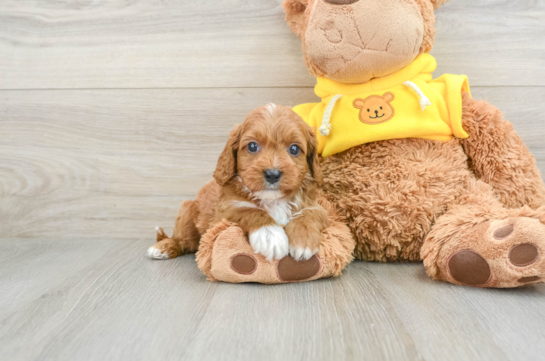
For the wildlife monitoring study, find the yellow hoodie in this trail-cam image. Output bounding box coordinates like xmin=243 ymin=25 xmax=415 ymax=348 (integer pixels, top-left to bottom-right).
xmin=293 ymin=53 xmax=471 ymax=157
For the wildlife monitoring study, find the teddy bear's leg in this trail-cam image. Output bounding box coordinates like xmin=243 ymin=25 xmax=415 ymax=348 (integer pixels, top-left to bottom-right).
xmin=195 ymin=198 xmax=354 ymax=284
xmin=421 ymin=178 xmax=545 ymax=288
xmin=460 ymin=93 xmax=545 ymax=209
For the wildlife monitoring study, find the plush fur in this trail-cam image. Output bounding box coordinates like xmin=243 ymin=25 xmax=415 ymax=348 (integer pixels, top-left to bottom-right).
xmin=149 ymin=104 xmax=354 ymax=283
xmin=195 ymin=195 xmax=355 ymax=284
xmin=283 ymin=0 xmax=545 ymax=287
xmin=283 ymin=0 xmax=437 ymax=83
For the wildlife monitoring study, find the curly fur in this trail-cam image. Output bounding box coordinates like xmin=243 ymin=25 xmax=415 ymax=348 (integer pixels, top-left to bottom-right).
xmin=196 ymin=219 xmax=235 ymax=281
xmin=150 ymin=105 xmax=355 ymax=283
xmin=282 ymin=0 xmax=545 ymax=288
xmin=459 ymin=92 xmax=545 ymax=209
xmin=195 ymin=195 xmax=355 ymax=283
xmin=320 ymin=94 xmax=545 ymax=263
xmin=321 ymin=138 xmax=470 ymax=262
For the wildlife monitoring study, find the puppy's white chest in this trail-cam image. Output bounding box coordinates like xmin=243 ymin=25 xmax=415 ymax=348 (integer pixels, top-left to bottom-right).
xmin=263 ymin=200 xmax=293 ymax=226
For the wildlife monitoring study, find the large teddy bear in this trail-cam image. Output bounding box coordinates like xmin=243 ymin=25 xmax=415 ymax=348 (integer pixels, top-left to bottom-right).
xmin=282 ymin=0 xmax=545 ymax=288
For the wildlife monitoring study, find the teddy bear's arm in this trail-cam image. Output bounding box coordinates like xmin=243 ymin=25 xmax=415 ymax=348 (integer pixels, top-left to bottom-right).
xmin=460 ymin=92 xmax=545 ymax=209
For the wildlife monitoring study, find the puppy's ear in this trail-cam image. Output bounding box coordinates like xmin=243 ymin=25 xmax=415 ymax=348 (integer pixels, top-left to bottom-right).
xmin=306 ymin=127 xmax=323 ymax=186
xmin=213 ymin=125 xmax=241 ymax=186
xmin=282 ymin=0 xmax=309 ymax=39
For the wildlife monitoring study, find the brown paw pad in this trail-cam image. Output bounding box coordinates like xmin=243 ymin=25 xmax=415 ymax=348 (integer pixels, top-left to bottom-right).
xmin=493 ymin=224 xmax=514 ymax=240
xmin=509 ymin=244 xmax=539 ymax=267
xmin=230 ymin=254 xmax=257 ymax=275
xmin=448 ymin=250 xmax=491 ymax=286
xmin=518 ymin=276 xmax=541 ymax=284
xmin=277 ymin=255 xmax=321 ymax=282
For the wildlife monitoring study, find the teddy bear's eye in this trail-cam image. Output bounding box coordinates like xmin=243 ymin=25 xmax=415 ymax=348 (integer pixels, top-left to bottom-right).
xmin=380 ymin=106 xmax=383 ymax=110
xmin=367 ymin=109 xmax=370 ymax=112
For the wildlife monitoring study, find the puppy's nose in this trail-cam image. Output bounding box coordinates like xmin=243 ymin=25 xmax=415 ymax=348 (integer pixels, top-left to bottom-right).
xmin=264 ymin=169 xmax=283 ymax=184
xmin=324 ymin=0 xmax=360 ymax=5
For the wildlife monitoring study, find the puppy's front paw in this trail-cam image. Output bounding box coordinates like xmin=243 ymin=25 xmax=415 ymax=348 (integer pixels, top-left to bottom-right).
xmin=249 ymin=225 xmax=289 ymax=262
xmin=289 ymin=246 xmax=318 ymax=261
xmin=286 ymin=229 xmax=321 ymax=261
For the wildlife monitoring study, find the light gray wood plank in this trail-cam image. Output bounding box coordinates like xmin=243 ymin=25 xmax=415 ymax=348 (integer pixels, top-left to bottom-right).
xmin=0 ymin=239 xmax=543 ymax=361
xmin=0 ymin=239 xmax=124 ymax=317
xmin=0 ymin=239 xmax=545 ymax=361
xmin=0 ymin=87 xmax=318 ymax=240
xmin=367 ymin=262 xmax=545 ymax=361
xmin=185 ymin=266 xmax=422 ymax=361
xmin=0 ymin=0 xmax=544 ymax=89
xmin=1 ymin=1 xmax=543 ymax=360
xmin=433 ymin=0 xmax=545 ymax=86
xmin=0 ymin=239 xmax=215 ymax=361
xmin=1 ymin=87 xmax=544 ymax=240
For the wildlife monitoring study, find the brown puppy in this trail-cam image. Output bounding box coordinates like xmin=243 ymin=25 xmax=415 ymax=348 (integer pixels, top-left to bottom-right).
xmin=148 ymin=104 xmax=329 ymax=262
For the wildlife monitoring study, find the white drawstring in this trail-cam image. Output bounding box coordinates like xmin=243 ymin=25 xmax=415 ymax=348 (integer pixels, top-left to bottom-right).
xmin=319 ymin=94 xmax=343 ymax=136
xmin=403 ymin=81 xmax=432 ymax=111
xmin=320 ymin=82 xmax=429 ymax=136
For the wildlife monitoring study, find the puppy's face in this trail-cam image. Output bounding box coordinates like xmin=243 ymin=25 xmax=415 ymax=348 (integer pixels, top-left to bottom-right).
xmin=214 ymin=104 xmax=322 ymax=200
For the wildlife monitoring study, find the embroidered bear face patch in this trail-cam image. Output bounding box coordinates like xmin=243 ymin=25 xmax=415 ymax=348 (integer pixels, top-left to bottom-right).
xmin=353 ymin=92 xmax=395 ymax=125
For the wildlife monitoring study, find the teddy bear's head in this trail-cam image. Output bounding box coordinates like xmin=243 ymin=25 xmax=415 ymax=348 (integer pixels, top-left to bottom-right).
xmin=282 ymin=0 xmax=449 ymax=84
xmin=353 ymin=92 xmax=395 ymax=124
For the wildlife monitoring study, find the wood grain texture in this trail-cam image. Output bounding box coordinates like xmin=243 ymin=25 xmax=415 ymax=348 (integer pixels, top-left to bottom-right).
xmin=369 ymin=262 xmax=545 ymax=361
xmin=1 ymin=0 xmax=545 ymax=360
xmin=1 ymin=87 xmax=544 ymax=240
xmin=0 ymin=0 xmax=544 ymax=89
xmin=0 ymin=239 xmax=543 ymax=361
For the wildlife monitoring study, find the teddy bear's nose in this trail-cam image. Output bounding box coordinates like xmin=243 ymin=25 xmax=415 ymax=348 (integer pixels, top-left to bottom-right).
xmin=324 ymin=0 xmax=360 ymax=5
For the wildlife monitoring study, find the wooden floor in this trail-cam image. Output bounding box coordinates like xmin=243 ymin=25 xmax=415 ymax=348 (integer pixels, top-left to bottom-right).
xmin=1 ymin=1 xmax=544 ymax=360
xmin=1 ymin=239 xmax=545 ymax=361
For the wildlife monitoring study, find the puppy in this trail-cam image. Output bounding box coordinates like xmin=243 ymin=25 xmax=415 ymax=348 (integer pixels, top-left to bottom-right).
xmin=148 ymin=103 xmax=329 ymax=262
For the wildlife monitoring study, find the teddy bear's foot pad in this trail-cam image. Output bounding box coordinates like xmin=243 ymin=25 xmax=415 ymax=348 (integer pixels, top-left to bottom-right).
xmin=447 ymin=250 xmax=491 ymax=286
xmin=229 ymin=252 xmax=322 ymax=282
xmin=443 ymin=217 xmax=545 ymax=288
xmin=508 ymin=243 xmax=539 ymax=266
xmin=277 ymin=256 xmax=321 ymax=282
xmin=230 ymin=254 xmax=258 ymax=275
xmin=196 ymin=219 xmax=355 ymax=284
xmin=196 ymin=216 xmax=354 ymax=284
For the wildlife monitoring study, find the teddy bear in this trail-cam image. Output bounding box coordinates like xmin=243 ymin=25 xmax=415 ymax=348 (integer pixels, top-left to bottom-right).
xmin=282 ymin=0 xmax=545 ymax=288
xmin=353 ymin=93 xmax=396 ymax=124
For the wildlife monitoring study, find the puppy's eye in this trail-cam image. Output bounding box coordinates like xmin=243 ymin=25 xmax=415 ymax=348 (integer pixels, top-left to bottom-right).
xmin=289 ymin=144 xmax=301 ymax=156
xmin=247 ymin=142 xmax=259 ymax=154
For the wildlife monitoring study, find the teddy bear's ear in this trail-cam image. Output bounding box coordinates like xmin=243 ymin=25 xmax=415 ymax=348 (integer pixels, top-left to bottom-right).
xmin=429 ymin=0 xmax=450 ymax=10
xmin=382 ymin=93 xmax=395 ymax=103
xmin=282 ymin=0 xmax=309 ymax=38
xmin=353 ymin=99 xmax=365 ymax=109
